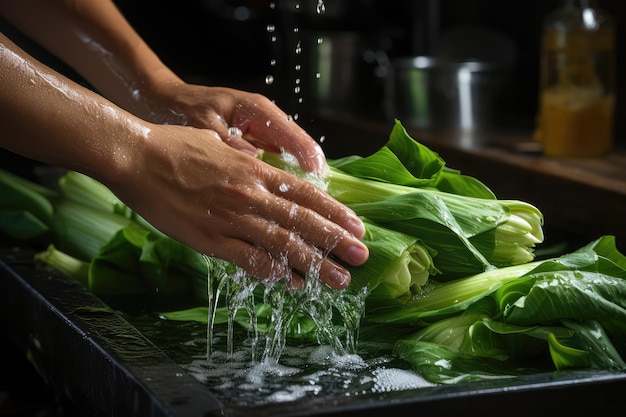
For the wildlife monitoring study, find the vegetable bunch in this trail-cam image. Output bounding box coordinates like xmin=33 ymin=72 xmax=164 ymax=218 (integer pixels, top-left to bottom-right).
xmin=3 ymin=120 xmax=626 ymax=384
xmin=262 ymin=120 xmax=544 ymax=299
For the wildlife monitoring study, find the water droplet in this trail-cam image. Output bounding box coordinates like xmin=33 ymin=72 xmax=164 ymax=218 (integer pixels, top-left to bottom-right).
xmin=320 ymin=135 xmax=326 ymax=143
xmin=265 ymin=120 xmax=272 ymax=127
xmin=295 ymin=41 xmax=302 ymax=54
xmin=265 ymin=75 xmax=274 ymax=85
xmin=293 ymin=27 xmax=299 ymax=33
xmin=293 ymin=113 xmax=299 ymax=120
xmin=269 ymin=2 xmax=276 ymax=9
xmin=298 ymin=97 xmax=303 ymax=103
xmin=286 ymin=115 xmax=293 ymax=122
xmin=270 ymin=59 xmax=276 ymax=66
xmin=315 ymin=72 xmax=321 ymax=79
xmin=294 ymin=86 xmax=301 ymax=94
xmin=266 ymin=24 xmax=275 ymax=33
xmin=295 ymin=64 xmax=301 ymax=71
xmin=316 ymin=0 xmax=326 ymax=14
xmin=317 ymin=37 xmax=323 ymax=45
xmin=295 ymin=3 xmax=300 ymax=10
xmin=295 ymin=78 xmax=301 ymax=85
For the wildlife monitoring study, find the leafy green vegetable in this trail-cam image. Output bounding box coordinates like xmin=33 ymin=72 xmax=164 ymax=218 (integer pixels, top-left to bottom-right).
xmin=384 ymin=236 xmax=626 ymax=383
xmin=0 ymin=168 xmax=57 ymax=241
xmin=35 ymin=244 xmax=90 ymax=286
xmin=1 ymin=167 xmax=208 ymax=307
xmin=348 ymin=219 xmax=438 ymax=303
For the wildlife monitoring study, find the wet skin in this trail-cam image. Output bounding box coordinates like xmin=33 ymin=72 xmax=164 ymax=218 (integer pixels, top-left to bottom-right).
xmin=0 ymin=0 xmax=369 ymax=289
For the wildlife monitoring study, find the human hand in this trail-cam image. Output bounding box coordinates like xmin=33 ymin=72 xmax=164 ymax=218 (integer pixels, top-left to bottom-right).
xmin=107 ymin=122 xmax=368 ymax=290
xmin=134 ymin=82 xmax=326 ymax=174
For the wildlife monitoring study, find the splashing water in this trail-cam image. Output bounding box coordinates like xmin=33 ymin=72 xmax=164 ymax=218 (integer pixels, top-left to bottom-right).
xmin=227 ymin=126 xmax=243 ymax=138
xmin=203 ymin=227 xmax=368 ymax=366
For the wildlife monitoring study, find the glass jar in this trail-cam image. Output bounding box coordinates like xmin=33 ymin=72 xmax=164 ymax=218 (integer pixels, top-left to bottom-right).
xmin=535 ymin=0 xmax=615 ymax=157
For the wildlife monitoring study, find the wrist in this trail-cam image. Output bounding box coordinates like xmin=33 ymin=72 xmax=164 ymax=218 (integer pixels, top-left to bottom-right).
xmin=124 ymin=67 xmax=187 ymax=124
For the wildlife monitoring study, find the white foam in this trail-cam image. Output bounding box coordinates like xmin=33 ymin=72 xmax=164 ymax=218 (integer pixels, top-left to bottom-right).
xmin=372 ymin=368 xmax=436 ymax=392
xmin=308 ymin=345 xmax=367 ymax=370
xmin=266 ymin=385 xmax=321 ymax=403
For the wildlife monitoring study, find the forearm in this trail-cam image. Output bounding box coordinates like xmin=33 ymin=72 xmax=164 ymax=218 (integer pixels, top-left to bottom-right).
xmin=0 ymin=0 xmax=180 ymax=118
xmin=0 ymin=33 xmax=147 ymax=185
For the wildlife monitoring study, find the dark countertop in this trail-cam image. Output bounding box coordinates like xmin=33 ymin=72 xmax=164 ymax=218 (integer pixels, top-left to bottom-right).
xmin=3 ymin=246 xmax=626 ymax=417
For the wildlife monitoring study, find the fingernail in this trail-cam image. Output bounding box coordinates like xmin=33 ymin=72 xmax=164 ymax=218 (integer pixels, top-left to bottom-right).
xmin=347 ymin=216 xmax=365 ymax=238
xmin=346 ymin=244 xmax=369 ymax=266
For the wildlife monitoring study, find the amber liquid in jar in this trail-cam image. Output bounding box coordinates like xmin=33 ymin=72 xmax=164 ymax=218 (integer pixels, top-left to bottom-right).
xmin=536 ymin=2 xmax=615 ymax=157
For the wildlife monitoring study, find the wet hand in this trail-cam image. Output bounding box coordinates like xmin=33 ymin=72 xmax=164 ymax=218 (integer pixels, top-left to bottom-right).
xmin=137 ymin=83 xmax=327 ymax=174
xmin=109 ymin=123 xmax=368 ymax=290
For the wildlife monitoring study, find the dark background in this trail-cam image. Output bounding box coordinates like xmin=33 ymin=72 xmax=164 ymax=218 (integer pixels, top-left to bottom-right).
xmin=111 ymin=0 xmax=625 ymax=148
xmin=1 ymin=0 xmax=624 ymax=170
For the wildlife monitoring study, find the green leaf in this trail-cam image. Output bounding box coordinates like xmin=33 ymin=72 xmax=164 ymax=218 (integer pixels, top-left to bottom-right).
xmin=349 ymin=191 xmax=504 ymax=276
xmin=330 ymin=120 xmax=496 ymax=199
xmin=0 ymin=169 xmax=57 ymax=227
xmin=88 ymin=225 xmax=206 ymax=300
xmin=501 ymin=271 xmax=626 ymax=328
xmin=550 ymin=320 xmax=626 ymax=370
xmin=0 ymin=209 xmax=50 ymax=240
xmin=393 ymin=340 xmax=524 ymax=384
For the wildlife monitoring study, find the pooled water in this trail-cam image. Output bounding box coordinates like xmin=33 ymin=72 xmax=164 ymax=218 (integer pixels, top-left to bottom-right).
xmin=142 ymin=318 xmax=436 ymax=407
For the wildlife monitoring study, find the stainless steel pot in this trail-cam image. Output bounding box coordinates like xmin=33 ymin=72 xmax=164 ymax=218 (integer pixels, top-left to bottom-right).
xmin=385 ymin=56 xmax=511 ymax=132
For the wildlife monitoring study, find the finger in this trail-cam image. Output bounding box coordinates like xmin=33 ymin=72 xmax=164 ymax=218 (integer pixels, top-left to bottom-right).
xmin=245 ymin=216 xmax=353 ymax=288
xmin=206 ymin=115 xmax=260 ymax=156
xmin=224 ymin=131 xmax=258 ymax=157
xmin=231 ymin=97 xmax=327 ymax=173
xmin=238 ymin=188 xmax=367 ymax=271
xmin=266 ymin=173 xmax=367 ymax=241
xmin=208 ymin=235 xmax=292 ymax=282
xmin=209 ymin=233 xmax=346 ymax=289
xmin=243 ymin=127 xmax=326 ymax=174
